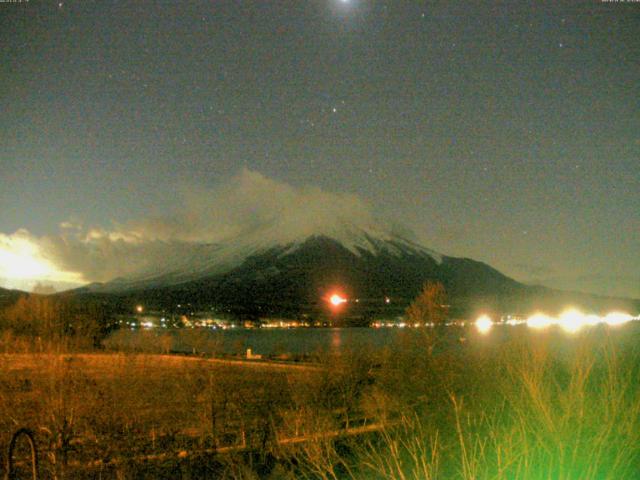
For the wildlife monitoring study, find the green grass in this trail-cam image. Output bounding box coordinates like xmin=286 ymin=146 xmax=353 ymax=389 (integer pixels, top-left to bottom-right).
xmin=344 ymin=327 xmax=640 ymax=479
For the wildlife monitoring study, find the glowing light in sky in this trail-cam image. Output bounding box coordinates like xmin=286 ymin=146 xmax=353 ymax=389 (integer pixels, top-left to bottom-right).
xmin=475 ymin=314 xmax=493 ymax=334
xmin=329 ymin=294 xmax=347 ymax=307
xmin=0 ymin=232 xmax=83 ymax=288
xmin=0 ymin=242 xmax=53 ymax=279
xmin=336 ymin=0 xmax=354 ymax=9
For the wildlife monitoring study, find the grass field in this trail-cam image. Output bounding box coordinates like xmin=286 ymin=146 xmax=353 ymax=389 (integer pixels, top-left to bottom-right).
xmin=1 ymin=325 xmax=639 ymax=479
xmin=0 ymin=352 xmax=325 ymax=478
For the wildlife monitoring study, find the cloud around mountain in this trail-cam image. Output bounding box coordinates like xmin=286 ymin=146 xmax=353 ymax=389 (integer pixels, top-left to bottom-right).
xmin=1 ymin=170 xmax=395 ymax=288
xmin=0 ymin=170 xmax=636 ymax=300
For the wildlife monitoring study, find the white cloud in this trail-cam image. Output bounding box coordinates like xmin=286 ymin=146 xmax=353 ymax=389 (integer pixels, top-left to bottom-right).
xmin=0 ymin=170 xmax=388 ymax=287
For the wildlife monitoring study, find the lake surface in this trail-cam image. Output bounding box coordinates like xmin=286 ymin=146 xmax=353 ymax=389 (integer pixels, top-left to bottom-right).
xmin=175 ymin=327 xmax=415 ymax=356
xmin=112 ymin=322 xmax=640 ymax=357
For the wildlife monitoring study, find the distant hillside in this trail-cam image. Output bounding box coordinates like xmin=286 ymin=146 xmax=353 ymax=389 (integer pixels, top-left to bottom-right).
xmin=0 ymin=287 xmax=23 ymax=308
xmin=73 ymin=235 xmax=639 ymax=321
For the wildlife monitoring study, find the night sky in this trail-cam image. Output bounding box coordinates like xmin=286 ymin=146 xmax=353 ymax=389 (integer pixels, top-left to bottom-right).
xmin=1 ymin=1 xmax=638 ymax=297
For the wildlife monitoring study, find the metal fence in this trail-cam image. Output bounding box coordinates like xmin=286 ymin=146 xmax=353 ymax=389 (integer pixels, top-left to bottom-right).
xmin=5 ymin=428 xmax=38 ymax=480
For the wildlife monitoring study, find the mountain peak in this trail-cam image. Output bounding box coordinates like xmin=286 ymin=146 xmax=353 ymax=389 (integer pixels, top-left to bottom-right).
xmin=94 ymin=222 xmax=443 ymax=292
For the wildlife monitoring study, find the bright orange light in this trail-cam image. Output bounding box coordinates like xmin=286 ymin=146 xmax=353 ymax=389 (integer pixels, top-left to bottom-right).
xmin=329 ymin=294 xmax=347 ymax=307
xmin=136 ymin=305 xmax=144 ymax=313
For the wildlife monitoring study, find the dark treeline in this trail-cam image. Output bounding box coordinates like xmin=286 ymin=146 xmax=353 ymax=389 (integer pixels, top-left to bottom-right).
xmin=0 ymin=293 xmax=117 ymax=350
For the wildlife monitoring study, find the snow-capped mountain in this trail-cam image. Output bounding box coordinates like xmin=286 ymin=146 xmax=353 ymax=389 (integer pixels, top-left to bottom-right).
xmin=88 ymin=222 xmax=444 ymax=293
xmin=78 ymin=222 xmax=638 ymax=319
xmin=78 ymin=222 xmax=527 ymax=318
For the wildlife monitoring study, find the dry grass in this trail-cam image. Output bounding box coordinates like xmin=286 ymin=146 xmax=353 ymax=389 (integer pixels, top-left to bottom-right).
xmin=0 ymin=352 xmax=311 ymax=478
xmin=0 ymin=326 xmax=639 ymax=479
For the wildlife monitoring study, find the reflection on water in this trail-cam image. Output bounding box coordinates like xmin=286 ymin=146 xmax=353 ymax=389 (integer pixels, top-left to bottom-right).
xmin=331 ymin=329 xmax=341 ymax=350
xmin=174 ymin=327 xmax=390 ymax=356
xmin=114 ymin=322 xmax=640 ymax=357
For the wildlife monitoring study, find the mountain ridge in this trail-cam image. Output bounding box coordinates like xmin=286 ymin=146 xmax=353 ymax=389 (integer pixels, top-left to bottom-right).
xmin=74 ymin=233 xmax=639 ymax=320
xmin=85 ymin=227 xmax=444 ymax=293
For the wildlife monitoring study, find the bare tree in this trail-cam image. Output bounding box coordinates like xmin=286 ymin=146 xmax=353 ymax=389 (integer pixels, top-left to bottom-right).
xmin=405 ymin=281 xmax=448 ymax=326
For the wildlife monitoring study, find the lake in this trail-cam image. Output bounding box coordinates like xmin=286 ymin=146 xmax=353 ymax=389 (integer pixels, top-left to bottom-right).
xmin=110 ymin=322 xmax=640 ymax=357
